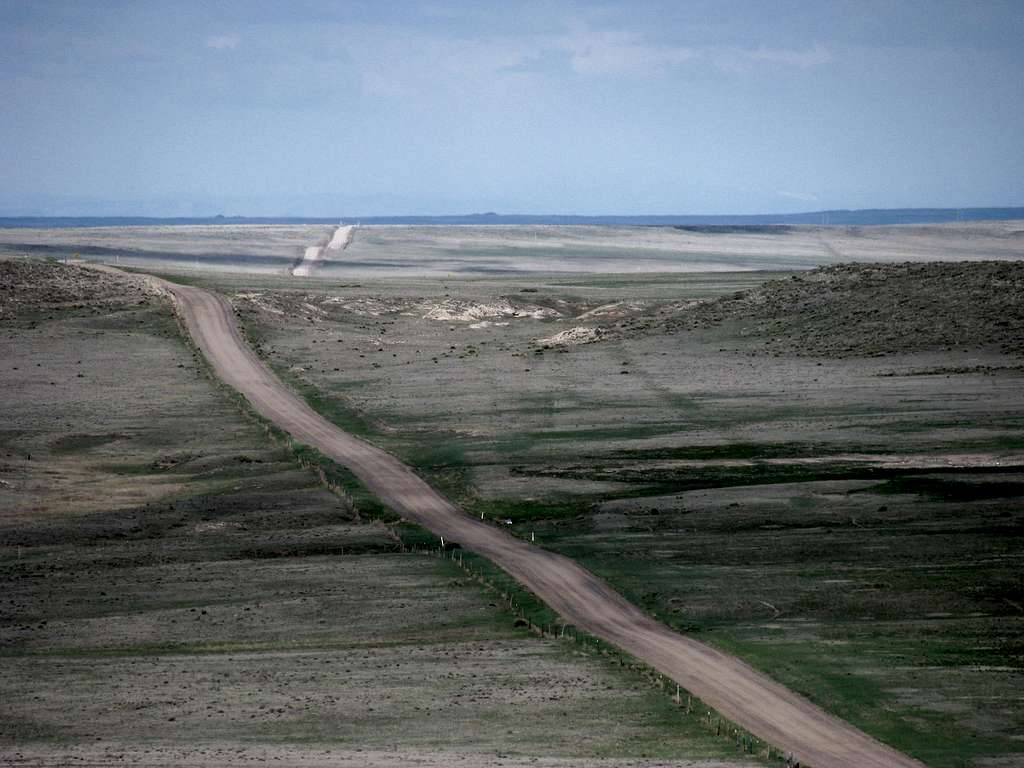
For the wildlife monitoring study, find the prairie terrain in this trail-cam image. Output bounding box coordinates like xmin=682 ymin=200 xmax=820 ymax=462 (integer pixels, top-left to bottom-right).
xmin=0 ymin=260 xmax=755 ymax=767
xmin=2 ymin=223 xmax=1023 ymax=767
xmin=200 ymin=258 xmax=1022 ymax=767
xmin=1 ymin=220 xmax=1023 ymax=276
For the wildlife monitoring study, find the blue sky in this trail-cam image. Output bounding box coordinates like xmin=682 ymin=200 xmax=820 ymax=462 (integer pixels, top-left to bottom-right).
xmin=1 ymin=0 xmax=1022 ymax=216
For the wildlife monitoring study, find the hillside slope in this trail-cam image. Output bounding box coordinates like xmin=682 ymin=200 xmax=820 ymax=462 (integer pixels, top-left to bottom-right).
xmin=665 ymin=261 xmax=1024 ymax=357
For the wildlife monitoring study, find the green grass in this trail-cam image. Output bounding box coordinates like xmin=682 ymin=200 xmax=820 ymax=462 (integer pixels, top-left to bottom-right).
xmin=290 ymin=444 xmax=396 ymax=522
xmin=48 ymin=432 xmax=126 ymax=454
xmin=455 ymin=550 xmax=561 ymax=632
xmin=442 ymin=550 xmax=783 ymax=762
xmin=705 ymin=626 xmax=1023 ymax=768
xmin=275 ymin=368 xmax=384 ymax=440
xmin=464 ymin=497 xmax=593 ymax=524
xmin=0 ymin=632 xmax=495 ymax=658
xmin=608 ymin=441 xmax=881 ymax=461
xmin=520 ymin=460 xmax=1024 ymax=498
xmin=534 ymin=489 xmax=1024 ymax=767
xmin=518 ymin=423 xmax=688 ymax=442
xmin=865 ymin=475 xmax=1024 ymax=501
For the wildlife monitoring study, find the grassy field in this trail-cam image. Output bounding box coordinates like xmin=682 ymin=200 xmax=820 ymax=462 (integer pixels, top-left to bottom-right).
xmin=213 ymin=265 xmax=1024 ymax=768
xmin=0 ymin=260 xmax=757 ymax=767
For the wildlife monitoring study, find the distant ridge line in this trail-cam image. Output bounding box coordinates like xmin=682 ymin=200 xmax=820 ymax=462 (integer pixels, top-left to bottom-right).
xmin=1 ymin=207 xmax=1023 ymax=228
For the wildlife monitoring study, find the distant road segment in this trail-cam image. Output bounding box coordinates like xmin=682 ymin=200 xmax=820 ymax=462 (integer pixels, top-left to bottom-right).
xmin=291 ymin=224 xmax=354 ymax=276
xmin=157 ymin=276 xmax=925 ymax=768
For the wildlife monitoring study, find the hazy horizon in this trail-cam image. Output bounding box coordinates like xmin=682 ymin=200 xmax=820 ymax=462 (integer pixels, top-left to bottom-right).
xmin=2 ymin=1 xmax=1022 ymax=217
xmin=3 ymin=206 xmax=1024 ymax=228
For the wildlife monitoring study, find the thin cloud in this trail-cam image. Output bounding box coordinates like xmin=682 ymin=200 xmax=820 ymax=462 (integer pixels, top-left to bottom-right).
xmin=777 ymin=190 xmax=820 ymax=203
xmin=749 ymin=44 xmax=832 ymax=67
xmin=711 ymin=44 xmax=833 ymax=72
xmin=342 ymin=26 xmax=548 ymax=97
xmin=206 ymin=35 xmax=240 ymax=51
xmin=338 ymin=23 xmax=833 ymax=98
xmin=553 ymin=26 xmax=831 ymax=77
xmin=556 ymin=29 xmax=698 ymax=76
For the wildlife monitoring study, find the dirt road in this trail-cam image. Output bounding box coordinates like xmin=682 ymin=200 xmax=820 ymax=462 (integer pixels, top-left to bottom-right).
xmin=291 ymin=225 xmax=354 ymax=277
xmin=159 ymin=277 xmax=925 ymax=768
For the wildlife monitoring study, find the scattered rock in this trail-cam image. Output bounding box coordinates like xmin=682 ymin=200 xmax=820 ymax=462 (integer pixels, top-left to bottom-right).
xmin=535 ymin=326 xmax=606 ymax=346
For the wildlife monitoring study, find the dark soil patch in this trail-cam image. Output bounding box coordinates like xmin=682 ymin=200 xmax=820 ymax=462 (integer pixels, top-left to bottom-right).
xmin=50 ymin=433 xmax=128 ymax=454
xmin=0 ymin=258 xmax=148 ymax=326
xmin=659 ymin=261 xmax=1024 ymax=357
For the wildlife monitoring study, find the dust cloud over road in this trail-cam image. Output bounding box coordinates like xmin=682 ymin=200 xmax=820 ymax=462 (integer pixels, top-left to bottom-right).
xmin=157 ymin=275 xmax=925 ymax=768
xmin=291 ymin=224 xmax=354 ymax=277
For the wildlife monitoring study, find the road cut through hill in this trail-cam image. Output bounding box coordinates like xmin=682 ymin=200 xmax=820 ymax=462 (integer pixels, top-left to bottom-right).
xmin=291 ymin=224 xmax=354 ymax=276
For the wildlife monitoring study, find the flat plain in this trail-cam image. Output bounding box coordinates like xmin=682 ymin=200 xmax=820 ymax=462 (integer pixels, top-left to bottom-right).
xmin=2 ymin=222 xmax=1023 ymax=767
xmin=2 ymin=220 xmax=1023 ymax=276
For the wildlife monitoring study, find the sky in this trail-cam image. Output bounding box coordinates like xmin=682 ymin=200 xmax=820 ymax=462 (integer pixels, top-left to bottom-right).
xmin=1 ymin=0 xmax=1022 ymax=216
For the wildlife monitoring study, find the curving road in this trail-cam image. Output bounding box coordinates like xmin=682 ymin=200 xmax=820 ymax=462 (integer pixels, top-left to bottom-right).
xmin=159 ymin=277 xmax=925 ymax=768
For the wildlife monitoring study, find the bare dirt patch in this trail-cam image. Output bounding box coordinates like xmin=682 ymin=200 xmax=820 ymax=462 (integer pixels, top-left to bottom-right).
xmin=536 ymin=326 xmax=607 ymax=346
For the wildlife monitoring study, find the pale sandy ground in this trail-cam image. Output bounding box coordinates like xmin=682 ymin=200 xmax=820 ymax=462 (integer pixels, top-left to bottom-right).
xmin=292 ymin=245 xmax=324 ymax=277
xmin=326 ymin=224 xmax=356 ymax=250
xmin=0 ymin=225 xmax=331 ymax=275
xmin=1 ymin=221 xmax=1020 ymax=276
xmin=326 ymin=222 xmax=1024 ymax=275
